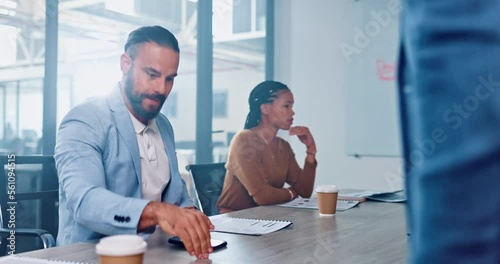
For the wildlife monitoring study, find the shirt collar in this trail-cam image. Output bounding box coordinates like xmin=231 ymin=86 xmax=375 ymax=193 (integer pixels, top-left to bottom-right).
xmin=128 ymin=111 xmax=158 ymax=134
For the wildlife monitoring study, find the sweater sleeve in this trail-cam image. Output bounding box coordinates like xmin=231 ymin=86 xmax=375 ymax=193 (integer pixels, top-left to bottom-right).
xmin=227 ymin=132 xmax=293 ymax=205
xmin=284 ymin=142 xmax=317 ymax=198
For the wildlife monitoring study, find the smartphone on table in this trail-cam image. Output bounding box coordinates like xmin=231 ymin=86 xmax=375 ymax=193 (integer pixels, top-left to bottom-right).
xmin=168 ymin=236 xmax=227 ymax=251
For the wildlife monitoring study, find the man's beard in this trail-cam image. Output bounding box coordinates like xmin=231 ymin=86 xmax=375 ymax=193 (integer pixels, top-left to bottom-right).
xmin=124 ymin=72 xmax=166 ymax=121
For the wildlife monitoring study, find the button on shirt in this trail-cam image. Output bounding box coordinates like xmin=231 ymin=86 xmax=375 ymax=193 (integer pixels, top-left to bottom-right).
xmin=129 ymin=112 xmax=170 ymax=201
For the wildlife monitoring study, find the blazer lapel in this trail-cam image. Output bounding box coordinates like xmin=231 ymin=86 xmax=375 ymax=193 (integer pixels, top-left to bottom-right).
xmin=108 ymin=84 xmax=142 ymax=188
xmin=157 ymin=118 xmax=184 ymax=205
xmin=157 ymin=119 xmax=176 ymax=178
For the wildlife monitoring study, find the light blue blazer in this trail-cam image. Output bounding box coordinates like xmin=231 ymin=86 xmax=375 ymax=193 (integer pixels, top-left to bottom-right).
xmin=54 ymin=84 xmax=193 ymax=245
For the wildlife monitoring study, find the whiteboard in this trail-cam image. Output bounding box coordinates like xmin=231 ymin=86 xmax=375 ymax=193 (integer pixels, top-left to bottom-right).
xmin=343 ymin=0 xmax=402 ymax=157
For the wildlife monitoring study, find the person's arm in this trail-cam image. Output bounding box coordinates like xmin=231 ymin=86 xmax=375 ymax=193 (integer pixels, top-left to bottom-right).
xmin=228 ymin=133 xmax=293 ymax=205
xmin=57 ymin=106 xmax=212 ymax=259
xmin=285 ymin=147 xmax=316 ymax=198
xmin=287 ymin=126 xmax=317 ymax=198
xmin=139 ymin=116 xmax=212 ymax=259
xmin=147 ymin=116 xmax=212 ymax=259
xmin=138 ymin=202 xmax=213 ymax=259
xmin=55 ymin=105 xmax=149 ymax=236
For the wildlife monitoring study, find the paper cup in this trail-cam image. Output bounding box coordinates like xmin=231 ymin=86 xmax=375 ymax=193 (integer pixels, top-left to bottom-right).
xmin=316 ymin=185 xmax=339 ymax=216
xmin=96 ymin=235 xmax=147 ymax=264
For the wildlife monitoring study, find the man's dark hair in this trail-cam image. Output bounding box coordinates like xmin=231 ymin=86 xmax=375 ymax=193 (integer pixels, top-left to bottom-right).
xmin=124 ymin=25 xmax=180 ymax=59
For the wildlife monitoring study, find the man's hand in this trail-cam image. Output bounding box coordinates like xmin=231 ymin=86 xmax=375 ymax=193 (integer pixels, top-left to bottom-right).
xmin=139 ymin=202 xmax=214 ymax=259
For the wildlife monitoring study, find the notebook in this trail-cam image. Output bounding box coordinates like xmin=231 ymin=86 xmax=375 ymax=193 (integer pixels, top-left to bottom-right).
xmin=341 ymin=190 xmax=407 ymax=203
xmin=0 ymin=256 xmax=87 ymax=264
xmin=366 ymin=190 xmax=406 ymax=203
xmin=277 ymin=197 xmax=360 ymax=211
xmin=210 ymin=216 xmax=293 ymax=236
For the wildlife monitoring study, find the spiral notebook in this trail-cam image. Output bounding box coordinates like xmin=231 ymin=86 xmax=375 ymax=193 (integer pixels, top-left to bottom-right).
xmin=210 ymin=216 xmax=293 ymax=236
xmin=0 ymin=256 xmax=88 ymax=264
xmin=277 ymin=197 xmax=360 ymax=211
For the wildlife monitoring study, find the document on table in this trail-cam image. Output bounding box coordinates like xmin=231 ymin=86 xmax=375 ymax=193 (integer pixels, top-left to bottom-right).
xmin=210 ymin=216 xmax=293 ymax=236
xmin=366 ymin=190 xmax=406 ymax=202
xmin=277 ymin=196 xmax=360 ymax=211
xmin=0 ymin=256 xmax=86 ymax=264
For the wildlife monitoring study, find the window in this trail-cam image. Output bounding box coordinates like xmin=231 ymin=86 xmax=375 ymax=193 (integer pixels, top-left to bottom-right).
xmin=0 ymin=0 xmax=269 ymax=161
xmin=162 ymin=92 xmax=177 ymax=118
xmin=213 ymin=91 xmax=228 ymax=118
xmin=0 ymin=0 xmax=46 ymax=154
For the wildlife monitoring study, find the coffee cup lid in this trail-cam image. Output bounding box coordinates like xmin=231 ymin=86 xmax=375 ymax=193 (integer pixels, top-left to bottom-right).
xmin=316 ymin=185 xmax=339 ymax=193
xmin=96 ymin=235 xmax=147 ymax=256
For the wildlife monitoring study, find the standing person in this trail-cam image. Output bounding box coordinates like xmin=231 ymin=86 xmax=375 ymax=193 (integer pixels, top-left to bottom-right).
xmin=399 ymin=1 xmax=500 ymax=262
xmin=55 ymin=26 xmax=212 ymax=260
xmin=217 ymin=81 xmax=317 ymax=213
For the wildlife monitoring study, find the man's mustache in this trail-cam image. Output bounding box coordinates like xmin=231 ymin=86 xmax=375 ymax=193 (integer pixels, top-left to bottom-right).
xmin=141 ymin=93 xmax=166 ymax=102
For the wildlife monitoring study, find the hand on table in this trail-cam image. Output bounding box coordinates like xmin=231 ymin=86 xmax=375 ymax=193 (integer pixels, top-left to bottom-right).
xmin=142 ymin=202 xmax=214 ymax=259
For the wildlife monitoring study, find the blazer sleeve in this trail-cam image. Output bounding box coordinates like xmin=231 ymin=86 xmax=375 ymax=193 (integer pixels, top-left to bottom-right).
xmin=55 ymin=105 xmax=149 ymax=236
xmin=178 ymin=178 xmax=195 ymax=207
xmin=227 ymin=133 xmax=292 ymax=205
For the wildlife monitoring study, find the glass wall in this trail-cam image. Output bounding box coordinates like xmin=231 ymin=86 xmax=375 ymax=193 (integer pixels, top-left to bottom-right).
xmin=0 ymin=0 xmax=268 ymax=163
xmin=212 ymin=0 xmax=266 ymax=162
xmin=0 ymin=0 xmax=46 ymax=154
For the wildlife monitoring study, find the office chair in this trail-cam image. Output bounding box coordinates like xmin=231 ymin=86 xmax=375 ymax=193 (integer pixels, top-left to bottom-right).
xmin=186 ymin=163 xmax=226 ymax=217
xmin=0 ymin=155 xmax=58 ymax=256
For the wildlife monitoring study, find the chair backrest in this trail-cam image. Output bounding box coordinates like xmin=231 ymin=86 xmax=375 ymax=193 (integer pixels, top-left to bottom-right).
xmin=0 ymin=155 xmax=58 ymax=254
xmin=186 ymin=163 xmax=226 ymax=217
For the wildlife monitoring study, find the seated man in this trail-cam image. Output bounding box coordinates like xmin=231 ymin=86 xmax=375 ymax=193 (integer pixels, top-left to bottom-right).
xmin=55 ymin=25 xmax=212 ymax=260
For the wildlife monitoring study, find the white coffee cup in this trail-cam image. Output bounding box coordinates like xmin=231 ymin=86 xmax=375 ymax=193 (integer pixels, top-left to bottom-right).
xmin=316 ymin=185 xmax=339 ymax=216
xmin=96 ymin=235 xmax=147 ymax=264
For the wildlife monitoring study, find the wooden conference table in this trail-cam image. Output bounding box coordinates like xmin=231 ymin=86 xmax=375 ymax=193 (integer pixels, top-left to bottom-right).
xmin=20 ymin=202 xmax=408 ymax=264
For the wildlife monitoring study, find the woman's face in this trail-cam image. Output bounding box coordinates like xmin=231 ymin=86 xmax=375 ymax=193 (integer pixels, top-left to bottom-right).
xmin=265 ymin=90 xmax=295 ymax=130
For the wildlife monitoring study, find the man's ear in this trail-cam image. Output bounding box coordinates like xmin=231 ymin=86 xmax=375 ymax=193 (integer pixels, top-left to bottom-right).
xmin=120 ymin=53 xmax=132 ymax=74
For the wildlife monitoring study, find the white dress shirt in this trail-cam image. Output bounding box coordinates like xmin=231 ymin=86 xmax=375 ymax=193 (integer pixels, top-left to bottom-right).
xmin=129 ymin=112 xmax=170 ymax=201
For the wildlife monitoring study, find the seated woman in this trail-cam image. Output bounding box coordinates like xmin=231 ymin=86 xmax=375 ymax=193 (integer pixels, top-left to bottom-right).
xmin=217 ymin=81 xmax=317 ymax=213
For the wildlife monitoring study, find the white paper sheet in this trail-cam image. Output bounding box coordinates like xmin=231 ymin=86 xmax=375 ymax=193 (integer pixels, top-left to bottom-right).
xmin=210 ymin=216 xmax=293 ymax=236
xmin=277 ymin=197 xmax=360 ymax=211
xmin=0 ymin=256 xmax=86 ymax=264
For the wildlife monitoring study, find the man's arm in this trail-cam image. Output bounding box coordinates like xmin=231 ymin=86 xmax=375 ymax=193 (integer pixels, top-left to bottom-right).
xmin=138 ymin=201 xmax=214 ymax=259
xmin=55 ymin=105 xmax=149 ymax=237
